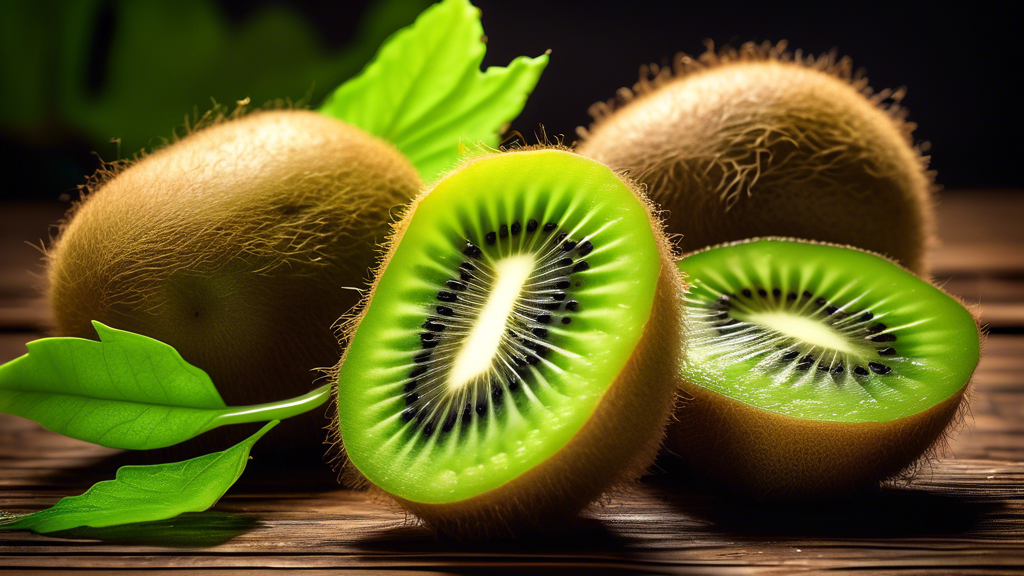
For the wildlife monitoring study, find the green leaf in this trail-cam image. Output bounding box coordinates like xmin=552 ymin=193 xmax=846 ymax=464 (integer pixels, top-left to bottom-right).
xmin=319 ymin=0 xmax=549 ymax=182
xmin=0 ymin=322 xmax=330 ymax=450
xmin=0 ymin=421 xmax=276 ymax=534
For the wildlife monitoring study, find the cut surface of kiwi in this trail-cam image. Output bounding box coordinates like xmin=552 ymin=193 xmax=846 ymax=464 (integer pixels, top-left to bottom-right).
xmin=335 ymin=149 xmax=682 ymax=531
xmin=668 ymin=238 xmax=979 ymax=497
xmin=683 ymin=239 xmax=977 ymax=422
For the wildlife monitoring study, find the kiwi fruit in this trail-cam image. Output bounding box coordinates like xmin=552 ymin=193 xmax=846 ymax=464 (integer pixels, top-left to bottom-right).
xmin=666 ymin=238 xmax=980 ymax=498
xmin=332 ymin=148 xmax=684 ymax=535
xmin=576 ymin=41 xmax=936 ymax=274
xmin=46 ymin=109 xmax=422 ymax=454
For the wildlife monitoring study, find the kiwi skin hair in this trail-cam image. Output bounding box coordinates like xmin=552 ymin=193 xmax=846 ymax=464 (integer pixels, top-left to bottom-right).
xmin=331 ymin=147 xmax=686 ymax=536
xmin=47 ymin=109 xmax=422 ymax=455
xmin=666 ymin=238 xmax=980 ymax=499
xmin=577 ymin=41 xmax=936 ymax=275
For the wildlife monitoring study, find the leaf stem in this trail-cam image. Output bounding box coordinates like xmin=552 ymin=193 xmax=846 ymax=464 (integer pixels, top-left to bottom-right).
xmin=204 ymin=384 xmax=331 ymax=431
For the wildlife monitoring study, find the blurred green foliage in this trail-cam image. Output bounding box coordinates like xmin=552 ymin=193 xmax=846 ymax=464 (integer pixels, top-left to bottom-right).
xmin=0 ymin=0 xmax=431 ymax=156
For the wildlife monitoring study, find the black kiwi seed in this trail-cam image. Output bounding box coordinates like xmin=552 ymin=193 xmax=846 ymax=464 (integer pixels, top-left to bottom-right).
xmin=446 ymin=280 xmax=467 ymax=291
xmin=555 ymin=280 xmax=571 ymax=289
xmin=577 ymin=241 xmax=593 ymax=256
xmin=485 ymin=231 xmax=496 ymax=245
xmin=773 ymin=288 xmax=782 ymax=297
xmin=410 ymin=366 xmax=427 ymax=378
xmin=553 ymin=293 xmax=567 ymax=301
xmin=562 ymin=240 xmax=577 ymax=251
xmin=796 ymin=355 xmax=816 ymax=370
xmin=758 ymin=288 xmax=768 ymax=298
xmin=511 ymin=221 xmax=522 ymax=235
xmin=742 ymin=289 xmax=753 ymax=298
xmin=815 ymin=297 xmax=827 ymax=306
xmin=404 ymin=381 xmax=417 ymax=392
xmin=436 ymin=306 xmax=455 ymax=316
xmin=870 ymin=333 xmax=897 ymax=343
xmin=556 ymin=232 xmax=568 ymax=243
xmin=500 ymin=224 xmax=509 ymax=238
xmin=402 ymin=408 xmax=416 ymax=421
xmin=405 ymin=393 xmax=419 ymax=405
xmin=414 ymin=352 xmax=431 ymax=363
xmin=867 ymin=322 xmax=887 ymax=334
xmin=854 ymin=366 xmax=869 ymax=376
xmin=561 ymin=317 xmax=571 ymax=325
xmin=556 ymin=257 xmax=573 ymax=268
xmin=476 ymin=403 xmax=486 ymax=416
xmin=787 ymin=292 xmax=798 ymax=301
xmin=825 ymin=306 xmax=839 ymax=315
xmin=423 ymin=319 xmax=445 ymax=331
xmin=437 ymin=291 xmax=457 ymax=303
xmin=463 ymin=241 xmax=481 ymax=258
xmin=566 ymin=300 xmax=579 ymax=311
xmin=536 ymin=314 xmax=551 ymax=324
xmin=533 ymin=327 xmax=548 ymax=338
xmin=878 ymin=347 xmax=897 ymax=356
xmin=573 ymin=261 xmax=590 ymax=273
xmin=442 ymin=415 xmax=456 ymax=432
xmin=781 ymin=350 xmax=800 ymax=361
xmin=832 ymin=364 xmax=845 ymax=374
xmin=543 ymin=222 xmax=557 ymax=232
xmin=527 ymin=219 xmax=538 ymax=232
xmin=869 ymin=362 xmax=893 ymax=375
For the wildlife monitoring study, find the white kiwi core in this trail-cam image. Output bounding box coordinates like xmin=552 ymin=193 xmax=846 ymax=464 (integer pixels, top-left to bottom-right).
xmin=742 ymin=310 xmax=858 ymax=355
xmin=447 ymin=254 xmax=535 ymax=391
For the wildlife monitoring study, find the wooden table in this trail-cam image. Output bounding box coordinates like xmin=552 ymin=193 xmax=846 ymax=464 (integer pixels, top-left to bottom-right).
xmin=1 ymin=192 xmax=1022 ymax=574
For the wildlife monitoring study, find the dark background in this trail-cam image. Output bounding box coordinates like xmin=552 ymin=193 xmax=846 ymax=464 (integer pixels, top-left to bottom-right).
xmin=1 ymin=0 xmax=1019 ymax=204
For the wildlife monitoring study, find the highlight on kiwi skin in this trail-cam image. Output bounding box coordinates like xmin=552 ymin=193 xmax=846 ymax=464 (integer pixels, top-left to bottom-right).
xmin=46 ymin=110 xmax=422 ymax=453
xmin=576 ymin=40 xmax=936 ymax=275
xmin=332 ymin=148 xmax=685 ymax=536
xmin=666 ymin=238 xmax=980 ymax=499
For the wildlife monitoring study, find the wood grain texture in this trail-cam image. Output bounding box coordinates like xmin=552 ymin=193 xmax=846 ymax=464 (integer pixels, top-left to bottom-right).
xmin=1 ymin=191 xmax=1022 ymax=574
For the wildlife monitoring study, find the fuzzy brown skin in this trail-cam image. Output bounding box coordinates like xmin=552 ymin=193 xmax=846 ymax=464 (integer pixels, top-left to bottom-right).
xmin=577 ymin=41 xmax=936 ymax=275
xmin=330 ymin=148 xmax=686 ymax=537
xmin=47 ymin=110 xmax=422 ymax=458
xmin=666 ymin=384 xmax=968 ymax=499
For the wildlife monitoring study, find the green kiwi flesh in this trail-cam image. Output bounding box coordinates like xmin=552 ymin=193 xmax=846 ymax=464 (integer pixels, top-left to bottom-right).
xmin=668 ymin=238 xmax=979 ymax=497
xmin=334 ymin=149 xmax=683 ymax=533
xmin=47 ymin=110 xmax=422 ymax=455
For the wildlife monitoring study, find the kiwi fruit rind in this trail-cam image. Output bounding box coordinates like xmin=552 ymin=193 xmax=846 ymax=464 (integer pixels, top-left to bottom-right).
xmin=46 ymin=110 xmax=422 ymax=452
xmin=666 ymin=238 xmax=980 ymax=498
xmin=577 ymin=41 xmax=936 ymax=275
xmin=333 ymin=148 xmax=684 ymax=535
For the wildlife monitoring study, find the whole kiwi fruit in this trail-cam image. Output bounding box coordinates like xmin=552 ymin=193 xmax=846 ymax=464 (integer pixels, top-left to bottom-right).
xmin=332 ymin=148 xmax=685 ymax=536
xmin=667 ymin=238 xmax=980 ymax=498
xmin=46 ymin=109 xmax=422 ymax=456
xmin=577 ymin=41 xmax=936 ymax=274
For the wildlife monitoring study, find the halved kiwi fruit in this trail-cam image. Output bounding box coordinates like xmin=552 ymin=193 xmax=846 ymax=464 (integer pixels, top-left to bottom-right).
xmin=47 ymin=110 xmax=421 ymax=454
xmin=333 ymin=148 xmax=684 ymax=535
xmin=667 ymin=238 xmax=979 ymax=498
xmin=577 ymin=41 xmax=935 ymax=274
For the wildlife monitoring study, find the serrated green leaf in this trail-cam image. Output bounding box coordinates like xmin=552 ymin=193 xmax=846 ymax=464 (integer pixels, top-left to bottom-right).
xmin=0 ymin=322 xmax=329 ymax=450
xmin=0 ymin=421 xmax=276 ymax=534
xmin=319 ymin=0 xmax=549 ymax=182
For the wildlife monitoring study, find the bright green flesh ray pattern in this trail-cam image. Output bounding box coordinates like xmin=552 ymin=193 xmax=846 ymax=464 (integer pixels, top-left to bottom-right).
xmin=336 ymin=150 xmax=661 ymax=504
xmin=679 ymin=240 xmax=979 ymax=423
